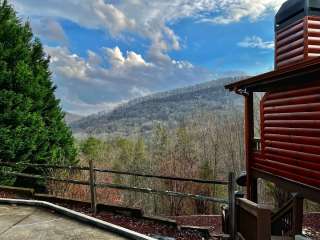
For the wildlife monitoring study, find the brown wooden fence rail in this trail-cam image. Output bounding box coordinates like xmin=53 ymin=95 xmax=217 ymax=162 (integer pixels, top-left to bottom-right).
xmin=0 ymin=161 xmax=234 ymax=219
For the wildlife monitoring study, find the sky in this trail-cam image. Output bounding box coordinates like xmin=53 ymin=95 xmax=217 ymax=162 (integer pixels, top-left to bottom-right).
xmin=10 ymin=0 xmax=286 ymax=116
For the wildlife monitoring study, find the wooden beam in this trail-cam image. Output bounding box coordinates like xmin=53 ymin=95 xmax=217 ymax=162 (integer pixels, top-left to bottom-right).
xmin=251 ymin=178 xmax=258 ymax=203
xmin=293 ymin=194 xmax=304 ymax=235
xmin=252 ymin=169 xmax=320 ymax=203
xmin=245 ymin=92 xmax=257 ymax=202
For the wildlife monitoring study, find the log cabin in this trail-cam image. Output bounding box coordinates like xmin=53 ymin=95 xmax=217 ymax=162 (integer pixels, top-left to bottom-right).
xmin=225 ymin=0 xmax=320 ymax=238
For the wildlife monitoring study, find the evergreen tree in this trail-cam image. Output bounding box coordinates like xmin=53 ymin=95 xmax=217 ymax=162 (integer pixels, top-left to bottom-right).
xmin=0 ymin=1 xmax=76 ymax=185
xmin=81 ymin=137 xmax=103 ymax=161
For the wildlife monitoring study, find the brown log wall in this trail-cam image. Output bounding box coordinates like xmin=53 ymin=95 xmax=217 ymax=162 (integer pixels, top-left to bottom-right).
xmin=276 ymin=16 xmax=320 ymax=68
xmin=253 ymin=83 xmax=320 ymax=189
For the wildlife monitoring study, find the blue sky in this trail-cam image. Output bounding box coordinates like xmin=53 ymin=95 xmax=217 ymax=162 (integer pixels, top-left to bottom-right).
xmin=11 ymin=0 xmax=286 ymax=115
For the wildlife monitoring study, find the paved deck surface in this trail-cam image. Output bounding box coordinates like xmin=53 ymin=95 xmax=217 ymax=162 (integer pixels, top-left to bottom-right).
xmin=0 ymin=204 xmax=127 ymax=240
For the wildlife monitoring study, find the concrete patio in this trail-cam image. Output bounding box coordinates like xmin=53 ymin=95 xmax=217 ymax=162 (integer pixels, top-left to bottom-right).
xmin=0 ymin=204 xmax=127 ymax=240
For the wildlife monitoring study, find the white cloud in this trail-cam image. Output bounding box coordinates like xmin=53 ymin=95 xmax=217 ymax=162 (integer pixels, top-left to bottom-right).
xmin=172 ymin=60 xmax=194 ymax=69
xmin=87 ymin=50 xmax=102 ymax=66
xmin=238 ymin=36 xmax=274 ymax=49
xmin=46 ymin=46 xmax=91 ymax=82
xmin=10 ymin=0 xmax=279 ymax=115
xmin=119 ymin=0 xmax=215 ymax=60
xmin=130 ymin=86 xmax=152 ymax=98
xmin=104 ymin=46 xmax=152 ymax=67
xmin=46 ymin=46 xmax=213 ymax=115
xmin=12 ymin=0 xmax=285 ymax=61
xmin=11 ymin=0 xmax=135 ymax=36
xmin=201 ymin=0 xmax=286 ymax=24
xmin=92 ymin=0 xmax=135 ymax=35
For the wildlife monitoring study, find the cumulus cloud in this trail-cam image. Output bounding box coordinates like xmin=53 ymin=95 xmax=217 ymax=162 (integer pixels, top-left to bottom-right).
xmin=238 ymin=36 xmax=274 ymax=49
xmin=201 ymin=0 xmax=285 ymax=24
xmin=47 ymin=46 xmax=91 ymax=82
xmin=117 ymin=0 xmax=215 ymax=59
xmin=46 ymin=46 xmax=213 ymax=115
xmin=10 ymin=0 xmax=280 ymax=115
xmin=105 ymin=47 xmax=152 ymax=67
xmin=12 ymin=0 xmax=285 ymax=61
xmin=11 ymin=0 xmax=135 ymax=36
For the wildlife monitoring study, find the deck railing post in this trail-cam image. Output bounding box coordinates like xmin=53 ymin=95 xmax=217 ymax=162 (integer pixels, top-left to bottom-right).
xmin=89 ymin=160 xmax=97 ymax=215
xmin=293 ymin=194 xmax=304 ymax=235
xmin=228 ymin=172 xmax=236 ymax=239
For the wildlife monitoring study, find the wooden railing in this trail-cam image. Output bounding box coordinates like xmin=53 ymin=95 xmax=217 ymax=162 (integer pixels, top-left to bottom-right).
xmin=236 ymin=198 xmax=272 ymax=240
xmin=271 ymin=193 xmax=304 ymax=237
xmin=0 ymin=161 xmax=233 ymax=217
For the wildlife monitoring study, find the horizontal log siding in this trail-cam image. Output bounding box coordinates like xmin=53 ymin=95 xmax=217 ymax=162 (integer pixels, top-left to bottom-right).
xmin=253 ymin=82 xmax=320 ymax=189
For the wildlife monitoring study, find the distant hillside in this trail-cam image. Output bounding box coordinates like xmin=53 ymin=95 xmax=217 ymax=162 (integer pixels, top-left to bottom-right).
xmin=70 ymin=77 xmax=246 ymax=137
xmin=64 ymin=112 xmax=83 ymax=124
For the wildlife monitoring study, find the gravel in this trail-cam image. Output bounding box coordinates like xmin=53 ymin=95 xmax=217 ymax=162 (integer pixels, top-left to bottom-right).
xmin=303 ymin=213 xmax=320 ymax=239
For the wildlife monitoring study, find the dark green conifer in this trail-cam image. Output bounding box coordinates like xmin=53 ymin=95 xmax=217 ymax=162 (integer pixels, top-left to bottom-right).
xmin=0 ymin=0 xmax=77 ymax=185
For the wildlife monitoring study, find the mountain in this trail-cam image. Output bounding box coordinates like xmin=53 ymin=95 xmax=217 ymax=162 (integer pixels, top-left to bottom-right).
xmin=64 ymin=112 xmax=83 ymax=124
xmin=70 ymin=77 xmax=246 ymax=137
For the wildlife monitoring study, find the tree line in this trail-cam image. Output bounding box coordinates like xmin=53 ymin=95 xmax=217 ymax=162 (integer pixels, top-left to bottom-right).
xmin=75 ymin=110 xmax=245 ymax=215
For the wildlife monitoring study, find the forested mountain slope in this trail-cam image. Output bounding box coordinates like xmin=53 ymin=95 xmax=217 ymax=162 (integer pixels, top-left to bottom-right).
xmin=70 ymin=77 xmax=246 ymax=136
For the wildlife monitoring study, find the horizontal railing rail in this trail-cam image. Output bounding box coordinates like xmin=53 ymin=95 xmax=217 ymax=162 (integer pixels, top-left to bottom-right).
xmin=95 ymin=182 xmax=228 ymax=204
xmin=0 ymin=170 xmax=228 ymax=204
xmin=0 ymin=161 xmax=233 ymax=218
xmin=0 ymin=161 xmax=228 ymax=185
xmin=94 ymin=167 xmax=229 ymax=185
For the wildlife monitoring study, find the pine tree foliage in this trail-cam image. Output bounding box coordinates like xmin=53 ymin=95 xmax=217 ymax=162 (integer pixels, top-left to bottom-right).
xmin=0 ymin=0 xmax=76 ymax=172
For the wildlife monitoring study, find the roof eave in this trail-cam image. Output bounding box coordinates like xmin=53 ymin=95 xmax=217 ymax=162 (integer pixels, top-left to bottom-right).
xmin=224 ymin=57 xmax=320 ymax=93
